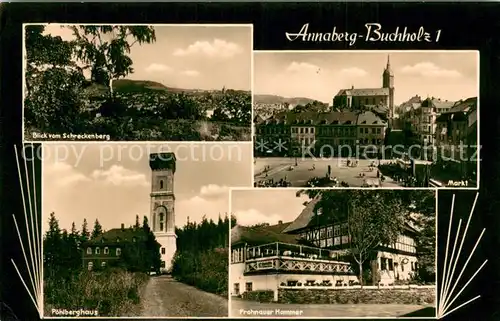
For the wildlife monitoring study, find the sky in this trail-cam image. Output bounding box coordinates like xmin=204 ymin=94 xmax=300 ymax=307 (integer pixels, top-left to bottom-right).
xmin=42 ymin=143 xmax=252 ymax=233
xmin=231 ymin=189 xmax=310 ymax=226
xmin=37 ymin=24 xmax=252 ymax=91
xmin=254 ymin=51 xmax=478 ymax=105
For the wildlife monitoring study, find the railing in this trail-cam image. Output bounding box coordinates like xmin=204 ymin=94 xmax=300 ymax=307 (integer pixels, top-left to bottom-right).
xmin=243 ymin=242 xmax=351 ymax=262
xmin=245 ymin=256 xmax=353 ymax=274
xmin=279 ymin=284 xmax=436 ymax=290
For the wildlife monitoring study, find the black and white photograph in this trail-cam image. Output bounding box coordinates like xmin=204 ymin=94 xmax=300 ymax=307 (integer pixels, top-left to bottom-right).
xmin=23 ymin=24 xmax=252 ymax=142
xmin=253 ymin=51 xmax=479 ymax=189
xmin=230 ymin=188 xmax=437 ymax=318
xmin=41 ymin=142 xmax=252 ymax=318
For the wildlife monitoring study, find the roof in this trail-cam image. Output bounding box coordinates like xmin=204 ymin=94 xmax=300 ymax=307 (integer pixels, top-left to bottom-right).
xmin=356 ymin=110 xmax=387 ymax=126
xmin=231 ymin=223 xmax=299 ymax=246
xmin=336 ymin=88 xmax=390 ymax=97
xmin=432 ymin=99 xmax=455 ymax=110
xmin=87 ymin=227 xmax=147 ymax=244
xmin=420 ymin=98 xmax=436 ymax=108
xmin=447 ymin=97 xmax=477 ymax=113
xmin=282 ymin=196 xmax=321 ymax=233
xmin=258 ymin=110 xmax=386 ymax=127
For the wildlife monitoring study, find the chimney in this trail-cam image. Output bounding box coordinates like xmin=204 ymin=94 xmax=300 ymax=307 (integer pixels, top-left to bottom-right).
xmin=351 ymin=85 xmax=354 ymax=90
xmin=121 ymin=223 xmax=124 ymax=230
xmin=278 ymin=220 xmax=283 ymax=225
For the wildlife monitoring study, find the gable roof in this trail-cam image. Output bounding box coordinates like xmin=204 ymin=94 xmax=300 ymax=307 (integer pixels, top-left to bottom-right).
xmin=356 ymin=110 xmax=387 ymax=126
xmin=88 ymin=227 xmax=147 ymax=244
xmin=282 ymin=196 xmax=321 ymax=233
xmin=231 ymin=222 xmax=299 ymax=246
xmin=336 ymin=88 xmax=390 ymax=97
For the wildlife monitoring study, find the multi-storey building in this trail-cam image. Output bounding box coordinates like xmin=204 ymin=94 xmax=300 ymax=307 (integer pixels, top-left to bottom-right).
xmin=82 ymin=224 xmax=147 ymax=271
xmin=415 ymin=98 xmax=437 ymax=144
xmin=230 ymin=195 xmax=420 ymax=299
xmin=254 ymin=110 xmax=386 ymax=157
xmin=434 ymin=97 xmax=478 ymax=182
xmin=356 ymin=110 xmax=388 ymax=155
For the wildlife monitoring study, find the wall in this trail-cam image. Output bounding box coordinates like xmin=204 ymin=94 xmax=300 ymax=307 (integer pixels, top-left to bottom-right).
xmin=278 ymin=287 xmax=435 ymax=305
xmin=376 ymin=251 xmax=418 ymax=284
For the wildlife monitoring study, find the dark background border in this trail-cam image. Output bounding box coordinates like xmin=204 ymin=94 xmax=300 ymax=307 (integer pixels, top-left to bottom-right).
xmin=1 ymin=3 xmax=499 ymax=321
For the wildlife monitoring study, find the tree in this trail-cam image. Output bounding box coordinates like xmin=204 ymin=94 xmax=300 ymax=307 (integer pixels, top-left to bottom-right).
xmin=24 ymin=25 xmax=87 ymax=133
xmin=69 ymin=25 xmax=156 ymax=97
xmin=81 ymin=218 xmax=90 ymax=242
xmin=44 ymin=212 xmax=62 ymax=277
xmin=143 ymin=216 xmax=162 ymax=272
xmin=91 ymin=219 xmax=103 ymax=239
xmin=135 ymin=215 xmax=140 ymax=228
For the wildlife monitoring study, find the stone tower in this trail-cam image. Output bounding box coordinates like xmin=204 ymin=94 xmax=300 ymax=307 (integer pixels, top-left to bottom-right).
xmin=149 ymin=152 xmax=177 ymax=273
xmin=382 ymin=55 xmax=395 ymax=124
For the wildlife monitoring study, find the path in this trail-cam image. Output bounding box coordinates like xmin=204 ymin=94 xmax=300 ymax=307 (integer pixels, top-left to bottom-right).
xmin=231 ymin=298 xmax=434 ymax=318
xmin=140 ymin=275 xmax=228 ymax=317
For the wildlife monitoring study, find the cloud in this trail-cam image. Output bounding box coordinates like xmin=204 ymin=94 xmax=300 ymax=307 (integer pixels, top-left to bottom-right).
xmin=199 ymin=184 xmax=228 ymax=198
xmin=45 ymin=162 xmax=90 ymax=187
xmin=91 ymin=165 xmax=148 ymax=187
xmin=400 ymin=62 xmax=462 ymax=78
xmin=338 ymin=67 xmax=368 ymax=77
xmin=173 ymin=39 xmax=242 ymax=58
xmin=181 ymin=70 xmax=200 ymax=77
xmin=176 ymin=195 xmax=228 ymax=227
xmin=234 ymin=209 xmax=285 ymax=226
xmin=286 ymin=61 xmax=320 ymax=74
xmin=145 ymin=63 xmax=173 ymax=73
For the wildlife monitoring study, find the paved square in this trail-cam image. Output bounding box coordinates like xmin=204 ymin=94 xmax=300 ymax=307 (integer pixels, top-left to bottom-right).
xmin=254 ymin=157 xmax=401 ymax=188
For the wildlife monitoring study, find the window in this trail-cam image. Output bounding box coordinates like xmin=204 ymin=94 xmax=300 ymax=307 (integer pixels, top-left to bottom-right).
xmin=234 ymin=283 xmax=240 ymax=295
xmin=95 ymin=247 xmax=100 ymax=254
xmin=411 ymin=262 xmax=415 ymax=271
xmin=245 ymin=282 xmax=253 ymax=292
xmin=161 ymin=261 xmax=166 ymax=268
xmin=377 ymin=128 xmax=381 ymax=134
xmin=311 ymin=128 xmax=315 ymax=134
xmin=327 ymin=238 xmax=333 ymax=247
xmin=388 ymin=259 xmax=394 ymax=271
xmin=160 ymin=180 xmax=164 ymax=189
xmin=371 ymin=128 xmax=376 ymax=134
xmin=305 ymin=128 xmax=309 ymax=134
xmin=86 ymin=247 xmax=92 ymax=255
xmin=359 ymin=128 xmax=363 ymax=134
xmin=101 ymin=262 xmax=106 ymax=267
xmin=161 ymin=247 xmax=166 ymax=255
xmin=365 ymin=128 xmax=369 ymax=134
xmin=300 ymin=128 xmax=304 ymax=134
xmin=116 ymin=248 xmax=122 ymax=256
xmin=160 ymin=223 xmax=164 ymax=231
xmin=88 ymin=261 xmax=93 ymax=271
xmin=320 ymin=239 xmax=326 ymax=248
xmin=327 ymin=226 xmax=333 ymax=238
xmin=104 ymin=247 xmax=109 ymax=255
xmin=401 ymin=263 xmax=405 ymax=272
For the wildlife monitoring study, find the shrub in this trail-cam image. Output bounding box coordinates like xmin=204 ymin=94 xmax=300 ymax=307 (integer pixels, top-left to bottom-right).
xmin=44 ymin=268 xmax=148 ymax=317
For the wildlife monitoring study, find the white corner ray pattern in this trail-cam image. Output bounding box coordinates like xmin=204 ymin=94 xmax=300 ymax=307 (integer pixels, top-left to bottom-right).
xmin=437 ymin=192 xmax=487 ymax=319
xmin=11 ymin=144 xmax=43 ymax=318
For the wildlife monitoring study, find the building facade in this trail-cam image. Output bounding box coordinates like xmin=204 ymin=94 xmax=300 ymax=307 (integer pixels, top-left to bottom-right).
xmin=254 ymin=111 xmax=387 ymax=157
xmin=149 ymin=153 xmax=177 ymax=272
xmin=434 ymin=97 xmax=478 ymax=182
xmin=82 ymin=225 xmax=147 ymax=271
xmin=230 ymin=195 xmax=419 ymax=299
xmin=333 ymin=55 xmax=395 ymax=122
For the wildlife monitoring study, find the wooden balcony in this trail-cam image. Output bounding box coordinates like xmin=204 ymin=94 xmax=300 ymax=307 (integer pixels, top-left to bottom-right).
xmin=245 ymin=256 xmax=354 ymax=274
xmin=240 ymin=242 xmax=354 ymax=275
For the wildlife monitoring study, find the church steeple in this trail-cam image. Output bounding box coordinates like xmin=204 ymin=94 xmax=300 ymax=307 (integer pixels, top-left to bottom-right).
xmin=384 ymin=55 xmax=393 ymax=76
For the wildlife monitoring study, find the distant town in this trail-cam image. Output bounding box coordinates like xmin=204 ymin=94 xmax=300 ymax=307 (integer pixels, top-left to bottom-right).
xmin=253 ymin=56 xmax=478 ymax=188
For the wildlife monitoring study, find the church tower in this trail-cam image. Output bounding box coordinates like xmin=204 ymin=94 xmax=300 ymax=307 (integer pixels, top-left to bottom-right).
xmin=149 ymin=152 xmax=177 ymax=273
xmin=382 ymin=55 xmax=395 ymax=123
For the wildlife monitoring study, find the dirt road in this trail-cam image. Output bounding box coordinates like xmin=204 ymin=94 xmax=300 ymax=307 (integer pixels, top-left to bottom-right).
xmin=140 ymin=275 xmax=228 ymax=317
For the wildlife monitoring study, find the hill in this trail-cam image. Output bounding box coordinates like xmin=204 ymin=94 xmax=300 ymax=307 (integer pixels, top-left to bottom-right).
xmin=254 ymin=94 xmax=319 ymax=106
xmin=86 ymin=79 xmax=250 ymax=96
